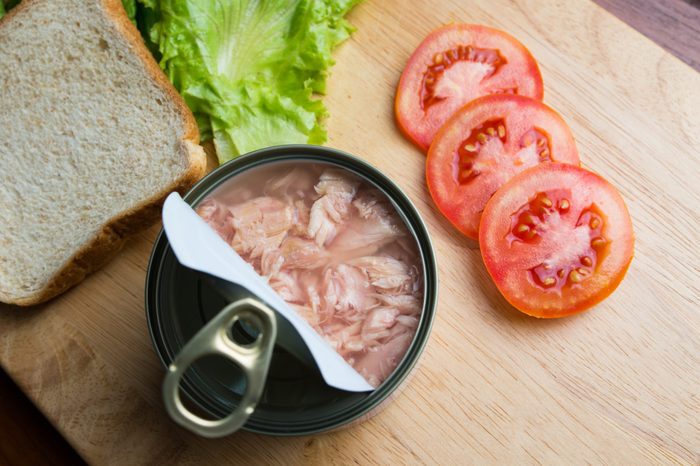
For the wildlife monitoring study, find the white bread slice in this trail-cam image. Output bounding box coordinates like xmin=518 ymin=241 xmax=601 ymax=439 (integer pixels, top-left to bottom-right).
xmin=0 ymin=0 xmax=207 ymax=306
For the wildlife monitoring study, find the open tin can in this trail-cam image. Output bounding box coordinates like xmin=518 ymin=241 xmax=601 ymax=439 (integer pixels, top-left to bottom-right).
xmin=145 ymin=145 xmax=437 ymax=436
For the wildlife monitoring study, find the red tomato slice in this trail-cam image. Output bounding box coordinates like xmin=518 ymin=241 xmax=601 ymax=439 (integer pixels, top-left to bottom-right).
xmin=395 ymin=24 xmax=544 ymax=151
xmin=479 ymin=164 xmax=634 ymax=318
xmin=426 ymin=94 xmax=579 ymax=239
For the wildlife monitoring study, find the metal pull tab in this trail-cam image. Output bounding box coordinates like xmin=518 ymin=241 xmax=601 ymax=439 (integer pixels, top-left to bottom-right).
xmin=162 ymin=298 xmax=276 ymax=438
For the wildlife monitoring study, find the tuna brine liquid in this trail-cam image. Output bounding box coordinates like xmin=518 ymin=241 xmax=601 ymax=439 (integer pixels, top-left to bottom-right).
xmin=197 ymin=161 xmax=423 ymax=387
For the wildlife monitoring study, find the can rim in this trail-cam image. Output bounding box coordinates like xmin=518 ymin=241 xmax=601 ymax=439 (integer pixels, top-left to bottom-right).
xmin=145 ymin=144 xmax=438 ymax=436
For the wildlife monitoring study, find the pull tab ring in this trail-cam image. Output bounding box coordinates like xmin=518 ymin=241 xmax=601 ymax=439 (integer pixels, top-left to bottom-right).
xmin=162 ymin=298 xmax=276 ymax=438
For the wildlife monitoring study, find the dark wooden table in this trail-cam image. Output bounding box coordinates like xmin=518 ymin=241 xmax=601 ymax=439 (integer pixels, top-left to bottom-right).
xmin=1 ymin=1 xmax=698 ymax=464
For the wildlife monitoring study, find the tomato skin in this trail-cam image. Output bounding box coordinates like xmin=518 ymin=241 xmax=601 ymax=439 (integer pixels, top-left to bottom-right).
xmin=479 ymin=164 xmax=634 ymax=318
xmin=426 ymin=94 xmax=580 ymax=240
xmin=396 ymin=24 xmax=544 ymax=152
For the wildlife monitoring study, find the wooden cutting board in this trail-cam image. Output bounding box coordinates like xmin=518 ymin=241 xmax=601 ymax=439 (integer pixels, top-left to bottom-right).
xmin=1 ymin=0 xmax=699 ymax=464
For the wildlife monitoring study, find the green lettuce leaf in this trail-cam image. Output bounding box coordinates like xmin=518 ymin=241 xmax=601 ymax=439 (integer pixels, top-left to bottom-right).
xmin=1 ymin=0 xmax=21 ymax=19
xmin=121 ymin=0 xmax=137 ymax=23
xmin=138 ymin=0 xmax=360 ymax=163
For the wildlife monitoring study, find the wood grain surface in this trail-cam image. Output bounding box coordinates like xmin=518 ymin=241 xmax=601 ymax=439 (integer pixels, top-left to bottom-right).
xmin=1 ymin=0 xmax=699 ymax=464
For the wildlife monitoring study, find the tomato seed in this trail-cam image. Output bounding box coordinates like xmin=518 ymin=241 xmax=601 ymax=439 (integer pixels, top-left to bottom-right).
xmin=497 ymin=125 xmax=506 ymax=138
xmin=591 ymin=237 xmax=606 ymax=248
xmin=581 ymin=256 xmax=592 ymax=267
xmin=516 ymin=224 xmax=530 ymax=234
xmin=459 ymin=170 xmax=474 ymax=182
xmin=569 ymin=270 xmax=583 ymax=283
xmin=559 ymin=199 xmax=570 ymax=212
xmin=590 ymin=218 xmax=600 ymax=229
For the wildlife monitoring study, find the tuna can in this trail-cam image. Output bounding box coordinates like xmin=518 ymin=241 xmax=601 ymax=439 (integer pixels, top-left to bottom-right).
xmin=145 ymin=145 xmax=437 ymax=436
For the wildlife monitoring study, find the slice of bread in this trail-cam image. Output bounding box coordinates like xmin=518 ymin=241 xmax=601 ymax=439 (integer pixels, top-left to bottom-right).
xmin=0 ymin=0 xmax=207 ymax=306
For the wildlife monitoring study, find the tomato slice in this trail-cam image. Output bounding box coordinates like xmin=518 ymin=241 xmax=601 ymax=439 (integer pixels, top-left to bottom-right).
xmin=426 ymin=94 xmax=579 ymax=239
xmin=395 ymin=24 xmax=544 ymax=151
xmin=479 ymin=164 xmax=634 ymax=318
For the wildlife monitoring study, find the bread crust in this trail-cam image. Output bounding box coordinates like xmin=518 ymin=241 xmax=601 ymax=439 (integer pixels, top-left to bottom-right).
xmin=0 ymin=0 xmax=207 ymax=306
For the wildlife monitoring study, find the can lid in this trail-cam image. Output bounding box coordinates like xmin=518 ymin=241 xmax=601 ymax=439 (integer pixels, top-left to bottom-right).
xmin=145 ymin=145 xmax=438 ymax=435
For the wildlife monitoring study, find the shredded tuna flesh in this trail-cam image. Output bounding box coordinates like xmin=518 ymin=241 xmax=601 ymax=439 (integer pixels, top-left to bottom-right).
xmin=197 ymin=164 xmax=423 ymax=387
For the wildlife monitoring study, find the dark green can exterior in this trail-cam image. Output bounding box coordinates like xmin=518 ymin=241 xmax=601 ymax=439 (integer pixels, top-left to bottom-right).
xmin=145 ymin=145 xmax=438 ymax=436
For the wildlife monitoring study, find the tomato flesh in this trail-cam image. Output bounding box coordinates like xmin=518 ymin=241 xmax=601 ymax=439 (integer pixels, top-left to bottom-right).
xmin=479 ymin=164 xmax=634 ymax=318
xmin=396 ymin=24 xmax=544 ymax=151
xmin=427 ymin=94 xmax=579 ymax=239
xmin=507 ymin=190 xmax=607 ymax=293
xmin=421 ymin=46 xmax=509 ymax=111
